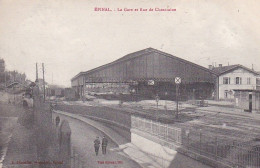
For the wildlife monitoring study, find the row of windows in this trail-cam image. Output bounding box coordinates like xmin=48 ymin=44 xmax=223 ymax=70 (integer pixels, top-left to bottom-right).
xmin=223 ymin=77 xmax=252 ymax=85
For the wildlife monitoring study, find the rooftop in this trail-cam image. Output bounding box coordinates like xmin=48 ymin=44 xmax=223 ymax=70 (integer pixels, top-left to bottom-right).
xmin=71 ymin=47 xmax=217 ymax=81
xmin=211 ymin=64 xmax=259 ymax=76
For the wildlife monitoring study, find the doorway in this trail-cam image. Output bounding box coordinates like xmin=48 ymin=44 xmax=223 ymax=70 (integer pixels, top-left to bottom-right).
xmin=249 ymin=93 xmax=252 ymax=112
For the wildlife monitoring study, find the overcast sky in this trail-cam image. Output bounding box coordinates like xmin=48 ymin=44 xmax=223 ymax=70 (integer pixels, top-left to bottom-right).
xmin=0 ymin=0 xmax=260 ymax=87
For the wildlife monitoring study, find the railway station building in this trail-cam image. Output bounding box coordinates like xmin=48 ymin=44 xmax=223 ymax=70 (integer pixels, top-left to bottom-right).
xmin=71 ymin=48 xmax=218 ymax=100
xmin=211 ymin=64 xmax=260 ymax=100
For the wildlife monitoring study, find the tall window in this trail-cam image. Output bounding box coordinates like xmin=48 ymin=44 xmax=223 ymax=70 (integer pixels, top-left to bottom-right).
xmin=247 ymin=77 xmax=251 ymax=84
xmin=257 ymin=78 xmax=260 ymax=85
xmin=224 ymin=90 xmax=228 ymax=98
xmin=223 ymin=77 xmax=230 ymax=84
xmin=235 ymin=77 xmax=242 ymax=84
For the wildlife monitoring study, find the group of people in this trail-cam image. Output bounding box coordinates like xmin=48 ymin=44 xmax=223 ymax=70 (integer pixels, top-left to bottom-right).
xmin=94 ymin=136 xmax=108 ymax=156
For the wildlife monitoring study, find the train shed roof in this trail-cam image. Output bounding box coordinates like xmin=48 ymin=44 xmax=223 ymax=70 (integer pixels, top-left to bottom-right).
xmin=71 ymin=48 xmax=217 ymax=81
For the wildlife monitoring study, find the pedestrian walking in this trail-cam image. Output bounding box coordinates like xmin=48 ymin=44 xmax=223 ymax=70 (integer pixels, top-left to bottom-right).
xmin=102 ymin=136 xmax=108 ymax=155
xmin=55 ymin=116 xmax=60 ymax=127
xmin=94 ymin=136 xmax=100 ymax=156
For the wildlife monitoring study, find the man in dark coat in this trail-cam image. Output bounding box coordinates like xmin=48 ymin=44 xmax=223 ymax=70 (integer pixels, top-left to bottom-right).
xmin=55 ymin=116 xmax=60 ymax=127
xmin=102 ymin=136 xmax=108 ymax=155
xmin=94 ymin=136 xmax=100 ymax=156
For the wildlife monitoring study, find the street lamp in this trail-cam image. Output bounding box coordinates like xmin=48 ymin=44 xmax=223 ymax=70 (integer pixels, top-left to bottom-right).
xmin=155 ymin=94 xmax=160 ymax=121
xmin=13 ymin=85 xmax=15 ymax=104
xmin=176 ymin=84 xmax=179 ymax=119
xmin=185 ymin=130 xmax=190 ymax=149
xmin=119 ymin=93 xmax=123 ymax=107
xmin=165 ymin=91 xmax=168 ymax=112
xmin=130 ymin=88 xmax=137 ymax=106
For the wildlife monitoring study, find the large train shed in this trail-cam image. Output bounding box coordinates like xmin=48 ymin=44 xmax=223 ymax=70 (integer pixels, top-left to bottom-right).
xmin=71 ymin=48 xmax=218 ymax=100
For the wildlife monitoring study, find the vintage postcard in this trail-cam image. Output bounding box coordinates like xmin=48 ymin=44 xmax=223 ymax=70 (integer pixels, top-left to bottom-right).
xmin=0 ymin=0 xmax=260 ymax=168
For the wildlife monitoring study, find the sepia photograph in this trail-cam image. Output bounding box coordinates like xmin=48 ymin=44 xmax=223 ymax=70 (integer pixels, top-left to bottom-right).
xmin=0 ymin=0 xmax=260 ymax=168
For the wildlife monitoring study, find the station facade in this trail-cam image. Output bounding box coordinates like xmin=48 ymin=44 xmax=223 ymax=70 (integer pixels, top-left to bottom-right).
xmin=211 ymin=64 xmax=260 ymax=100
xmin=71 ymin=48 xmax=218 ymax=100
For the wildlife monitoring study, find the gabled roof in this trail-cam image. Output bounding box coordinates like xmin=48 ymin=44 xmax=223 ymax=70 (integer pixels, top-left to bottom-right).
xmin=212 ymin=64 xmax=260 ymax=76
xmin=114 ymin=48 xmax=152 ymax=63
xmin=71 ymin=47 xmax=217 ymax=81
xmin=6 ymin=82 xmax=27 ymax=88
xmin=211 ymin=65 xmax=239 ymax=75
xmin=71 ymin=48 xmax=153 ymax=81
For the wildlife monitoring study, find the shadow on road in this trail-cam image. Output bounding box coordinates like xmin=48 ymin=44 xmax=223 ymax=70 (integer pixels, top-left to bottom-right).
xmin=169 ymin=152 xmax=212 ymax=168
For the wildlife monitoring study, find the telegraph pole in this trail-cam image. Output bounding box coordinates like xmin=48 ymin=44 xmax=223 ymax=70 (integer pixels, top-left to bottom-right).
xmin=42 ymin=63 xmax=45 ymax=102
xmin=36 ymin=63 xmax=38 ymax=82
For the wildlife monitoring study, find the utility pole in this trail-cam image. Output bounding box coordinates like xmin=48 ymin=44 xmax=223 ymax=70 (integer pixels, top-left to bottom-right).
xmin=42 ymin=63 xmax=45 ymax=102
xmin=36 ymin=63 xmax=38 ymax=82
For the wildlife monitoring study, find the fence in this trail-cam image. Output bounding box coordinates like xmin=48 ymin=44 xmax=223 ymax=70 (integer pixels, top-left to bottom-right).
xmin=182 ymin=130 xmax=260 ymax=168
xmin=132 ymin=116 xmax=260 ymax=168
xmin=131 ymin=116 xmax=182 ymax=147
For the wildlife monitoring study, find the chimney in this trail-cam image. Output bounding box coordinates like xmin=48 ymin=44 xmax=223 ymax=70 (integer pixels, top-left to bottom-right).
xmin=208 ymin=65 xmax=213 ymax=70
xmin=219 ymin=64 xmax=222 ymax=67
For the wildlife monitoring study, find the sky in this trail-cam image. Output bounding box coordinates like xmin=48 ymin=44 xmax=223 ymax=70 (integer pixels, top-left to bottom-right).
xmin=0 ymin=0 xmax=260 ymax=87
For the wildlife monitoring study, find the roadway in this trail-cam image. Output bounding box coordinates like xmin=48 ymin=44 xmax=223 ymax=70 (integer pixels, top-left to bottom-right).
xmin=54 ymin=99 xmax=260 ymax=167
xmin=53 ymin=108 xmax=213 ymax=168
xmin=53 ymin=113 xmax=141 ymax=168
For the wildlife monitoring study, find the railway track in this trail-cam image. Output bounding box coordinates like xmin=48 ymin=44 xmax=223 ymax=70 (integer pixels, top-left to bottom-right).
xmin=177 ymin=108 xmax=260 ymax=142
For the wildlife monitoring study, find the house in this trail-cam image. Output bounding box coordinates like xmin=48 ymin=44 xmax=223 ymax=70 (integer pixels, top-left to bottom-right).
xmin=211 ymin=64 xmax=260 ymax=100
xmin=257 ymin=71 xmax=260 ymax=90
xmin=6 ymin=81 xmax=27 ymax=93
